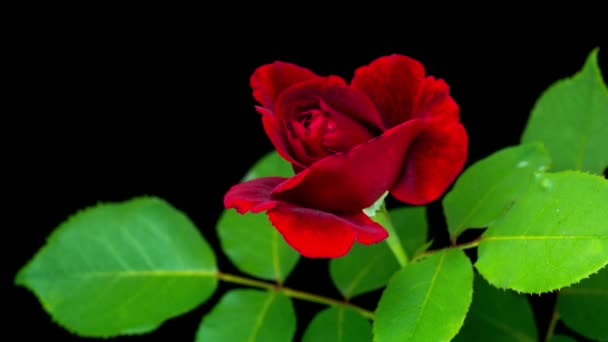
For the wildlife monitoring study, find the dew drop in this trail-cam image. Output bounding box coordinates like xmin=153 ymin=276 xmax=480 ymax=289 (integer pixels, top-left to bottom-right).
xmin=517 ymin=160 xmax=529 ymax=168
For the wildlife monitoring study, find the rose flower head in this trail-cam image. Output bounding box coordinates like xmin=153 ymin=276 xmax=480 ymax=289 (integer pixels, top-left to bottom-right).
xmin=224 ymin=55 xmax=468 ymax=258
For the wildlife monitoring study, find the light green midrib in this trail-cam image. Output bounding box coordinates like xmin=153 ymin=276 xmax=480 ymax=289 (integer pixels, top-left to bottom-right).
xmin=470 ymin=310 xmax=536 ymax=342
xmin=248 ymin=292 xmax=276 ymax=342
xmin=408 ymin=251 xmax=447 ymax=339
xmin=337 ymin=308 xmax=344 ymax=342
xmin=482 ymin=235 xmax=608 ymax=241
xmin=19 ymin=269 xmax=217 ymax=280
xmin=271 ymin=230 xmax=282 ymax=282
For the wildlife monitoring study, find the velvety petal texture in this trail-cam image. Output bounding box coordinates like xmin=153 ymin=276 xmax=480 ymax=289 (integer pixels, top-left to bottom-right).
xmin=251 ymin=62 xmax=318 ymax=110
xmin=272 ymin=119 xmax=424 ymax=212
xmin=256 ymin=107 xmax=304 ymax=167
xmin=351 ymin=54 xmax=426 ymax=128
xmin=268 ymin=203 xmax=387 ymax=258
xmin=390 ymin=119 xmax=468 ymax=204
xmin=224 ymin=177 xmax=388 ymax=258
xmin=224 ymin=176 xmax=284 ymax=214
xmin=225 ymin=54 xmax=468 ymax=258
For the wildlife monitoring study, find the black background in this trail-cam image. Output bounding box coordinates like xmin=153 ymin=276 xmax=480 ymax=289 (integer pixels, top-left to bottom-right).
xmin=7 ymin=4 xmax=606 ymax=341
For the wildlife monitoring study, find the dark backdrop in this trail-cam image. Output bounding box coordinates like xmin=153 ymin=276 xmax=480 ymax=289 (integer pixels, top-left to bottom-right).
xmin=7 ymin=4 xmax=606 ymax=341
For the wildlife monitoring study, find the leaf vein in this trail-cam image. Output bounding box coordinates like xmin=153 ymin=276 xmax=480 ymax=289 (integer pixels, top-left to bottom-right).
xmin=337 ymin=307 xmax=344 ymax=342
xmin=409 ymin=250 xmax=447 ymax=339
xmin=271 ymin=230 xmax=281 ymax=283
xmin=135 ymin=213 xmax=187 ymax=268
xmin=483 ymin=235 xmax=608 ymax=241
xmin=121 ymin=226 xmax=155 ymax=269
xmin=344 ymin=253 xmax=383 ymax=298
xmin=249 ymin=292 xmax=276 ymax=342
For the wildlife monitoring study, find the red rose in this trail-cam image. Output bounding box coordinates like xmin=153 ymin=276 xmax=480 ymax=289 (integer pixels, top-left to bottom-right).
xmin=224 ymin=55 xmax=467 ymax=258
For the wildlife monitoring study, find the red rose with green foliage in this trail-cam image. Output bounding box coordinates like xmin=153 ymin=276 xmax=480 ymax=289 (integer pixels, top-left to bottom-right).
xmin=225 ymin=55 xmax=467 ymax=258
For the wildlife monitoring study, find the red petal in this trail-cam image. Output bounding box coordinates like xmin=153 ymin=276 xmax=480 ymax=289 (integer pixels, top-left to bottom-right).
xmin=390 ymin=118 xmax=468 ymax=205
xmin=412 ymin=77 xmax=460 ymax=123
xmin=321 ymin=85 xmax=384 ymax=133
xmin=351 ymin=54 xmax=426 ymax=129
xmin=275 ymin=76 xmax=348 ymax=166
xmin=256 ymin=106 xmax=305 ymax=168
xmin=275 ymin=76 xmax=346 ymax=117
xmin=267 ymin=203 xmax=386 ymax=258
xmin=272 ymin=119 xmax=425 ymax=213
xmin=224 ymin=177 xmax=286 ymax=214
xmin=319 ymin=97 xmax=375 ymax=153
xmin=346 ymin=212 xmax=389 ymax=245
xmin=251 ymin=62 xmax=319 ymax=110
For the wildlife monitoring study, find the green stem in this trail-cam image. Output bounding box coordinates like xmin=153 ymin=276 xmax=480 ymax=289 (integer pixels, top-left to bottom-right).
xmin=216 ymin=272 xmax=276 ymax=290
xmin=282 ymin=287 xmax=375 ymax=320
xmin=544 ymin=303 xmax=560 ymax=342
xmin=373 ymin=204 xmax=409 ymax=267
xmin=216 ymin=272 xmax=375 ymax=320
xmin=453 ymin=238 xmax=481 ymax=251
xmin=412 ymin=238 xmax=481 ymax=263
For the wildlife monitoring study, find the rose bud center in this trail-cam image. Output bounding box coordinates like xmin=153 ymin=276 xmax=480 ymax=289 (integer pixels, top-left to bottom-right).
xmin=288 ymin=102 xmax=375 ymax=160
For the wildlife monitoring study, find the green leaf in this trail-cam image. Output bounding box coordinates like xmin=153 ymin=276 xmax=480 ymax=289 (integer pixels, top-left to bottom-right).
xmin=243 ymin=150 xmax=294 ymax=181
xmin=549 ymin=335 xmax=578 ymax=342
xmin=390 ymin=206 xmax=429 ymax=258
xmin=443 ymin=143 xmax=551 ymax=240
xmin=196 ymin=289 xmax=296 ymax=342
xmin=329 ymin=206 xmax=428 ymax=298
xmin=475 ymin=171 xmax=608 ymax=293
xmin=14 ymin=197 xmax=217 ymax=337
xmin=329 ymin=241 xmax=399 ymax=299
xmin=218 ymin=150 xmax=299 ymax=282
xmin=557 ymin=265 xmax=608 ymax=341
xmin=217 ymin=210 xmax=299 ymax=282
xmin=302 ymin=307 xmax=372 ymax=342
xmin=453 ymin=274 xmax=538 ymax=342
xmin=373 ymin=249 xmax=474 ymax=342
xmin=521 ymin=48 xmax=608 ymax=174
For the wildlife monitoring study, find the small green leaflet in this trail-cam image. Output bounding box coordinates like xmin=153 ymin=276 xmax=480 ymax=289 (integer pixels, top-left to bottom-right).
xmin=443 ymin=143 xmax=551 ymax=240
xmin=218 ymin=150 xmax=299 ymax=282
xmin=475 ymin=171 xmax=608 ymax=293
xmin=557 ymin=265 xmax=608 ymax=341
xmin=521 ymin=48 xmax=608 ymax=174
xmin=302 ymin=307 xmax=372 ymax=342
xmin=217 ymin=210 xmax=299 ymax=282
xmin=453 ymin=274 xmax=538 ymax=342
xmin=330 ymin=242 xmax=399 ymax=299
xmin=373 ymin=249 xmax=473 ymax=342
xmin=329 ymin=206 xmax=428 ymax=299
xmin=15 ymin=197 xmax=218 ymax=337
xmin=195 ymin=289 xmax=296 ymax=342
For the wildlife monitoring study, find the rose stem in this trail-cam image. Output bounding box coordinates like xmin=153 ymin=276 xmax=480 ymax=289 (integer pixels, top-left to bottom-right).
xmin=544 ymin=303 xmax=560 ymax=342
xmin=216 ymin=271 xmax=375 ymax=320
xmin=411 ymin=238 xmax=481 ymax=263
xmin=373 ymin=203 xmax=409 ymax=267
